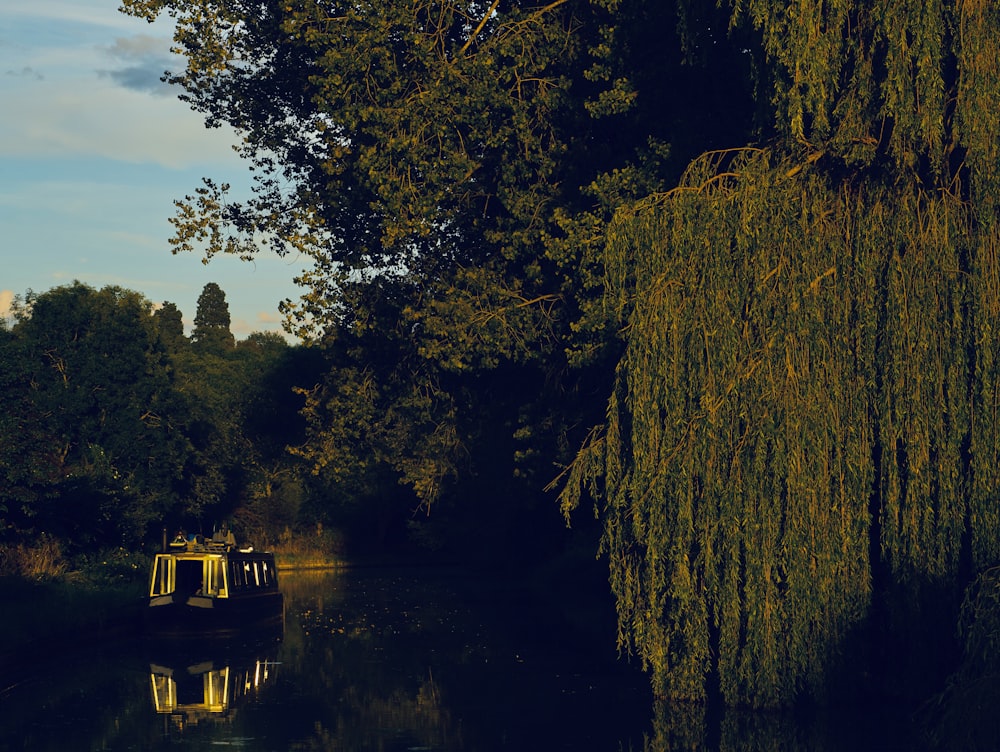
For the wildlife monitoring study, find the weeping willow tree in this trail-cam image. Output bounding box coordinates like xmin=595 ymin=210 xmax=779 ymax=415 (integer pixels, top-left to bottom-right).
xmin=559 ymin=1 xmax=1000 ymax=707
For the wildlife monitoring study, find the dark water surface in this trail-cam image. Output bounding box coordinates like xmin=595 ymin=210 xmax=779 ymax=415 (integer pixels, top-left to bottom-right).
xmin=0 ymin=567 xmax=944 ymax=750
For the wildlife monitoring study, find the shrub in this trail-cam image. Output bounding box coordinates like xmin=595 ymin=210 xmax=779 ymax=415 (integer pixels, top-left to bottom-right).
xmin=0 ymin=535 xmax=68 ymax=580
xmin=73 ymin=547 xmax=149 ymax=588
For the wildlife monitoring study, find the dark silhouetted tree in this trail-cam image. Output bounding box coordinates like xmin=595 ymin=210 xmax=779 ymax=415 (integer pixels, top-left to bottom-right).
xmin=154 ymin=300 xmax=187 ymax=352
xmin=191 ymin=282 xmax=234 ymax=351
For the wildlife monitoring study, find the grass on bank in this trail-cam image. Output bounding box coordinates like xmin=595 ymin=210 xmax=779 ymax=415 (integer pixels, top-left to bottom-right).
xmin=0 ymin=538 xmax=148 ymax=659
xmin=267 ymin=524 xmax=348 ymax=571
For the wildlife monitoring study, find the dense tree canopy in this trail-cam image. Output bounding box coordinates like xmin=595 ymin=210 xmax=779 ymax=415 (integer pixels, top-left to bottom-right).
xmin=119 ymin=0 xmax=1000 ymax=708
xmin=0 ymin=284 xmax=188 ymax=545
xmin=0 ymin=283 xmax=319 ymax=554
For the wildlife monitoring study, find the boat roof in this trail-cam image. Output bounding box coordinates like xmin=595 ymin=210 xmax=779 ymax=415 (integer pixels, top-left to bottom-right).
xmin=158 ymin=543 xmax=275 ymax=560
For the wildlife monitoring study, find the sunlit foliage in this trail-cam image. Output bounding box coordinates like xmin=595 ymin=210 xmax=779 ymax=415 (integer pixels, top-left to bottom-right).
xmin=559 ymin=0 xmax=1000 ymax=702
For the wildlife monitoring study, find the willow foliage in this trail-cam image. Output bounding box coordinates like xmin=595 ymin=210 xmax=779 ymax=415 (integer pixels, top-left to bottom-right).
xmin=560 ymin=144 xmax=1000 ymax=706
xmin=551 ymin=0 xmax=1000 ymax=708
xmin=734 ymin=0 xmax=1000 ymax=216
xmin=970 ymin=224 xmax=1000 ymax=568
xmin=569 ymin=150 xmax=875 ymax=706
xmin=924 ymin=565 xmax=1000 ymax=748
xmin=877 ymin=188 xmax=971 ymax=582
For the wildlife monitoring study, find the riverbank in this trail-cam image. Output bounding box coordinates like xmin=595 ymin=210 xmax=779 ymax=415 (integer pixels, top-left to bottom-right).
xmin=0 ymin=576 xmax=146 ymax=687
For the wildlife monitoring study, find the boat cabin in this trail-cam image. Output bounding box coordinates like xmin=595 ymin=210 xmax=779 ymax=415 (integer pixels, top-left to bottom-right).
xmin=149 ymin=547 xmax=279 ymax=601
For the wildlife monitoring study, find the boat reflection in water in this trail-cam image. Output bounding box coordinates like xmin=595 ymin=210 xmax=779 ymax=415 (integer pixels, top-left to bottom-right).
xmin=149 ymin=656 xmax=277 ymax=730
xmin=146 ymin=629 xmax=282 ymax=734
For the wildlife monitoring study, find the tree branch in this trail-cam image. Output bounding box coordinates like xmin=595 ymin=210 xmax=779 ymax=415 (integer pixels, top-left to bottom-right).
xmin=457 ymin=0 xmax=501 ymax=57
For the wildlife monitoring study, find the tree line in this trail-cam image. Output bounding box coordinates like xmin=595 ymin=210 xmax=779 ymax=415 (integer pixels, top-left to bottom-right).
xmin=0 ymin=279 xmax=572 ymax=563
xmin=0 ymin=282 xmax=318 ymax=551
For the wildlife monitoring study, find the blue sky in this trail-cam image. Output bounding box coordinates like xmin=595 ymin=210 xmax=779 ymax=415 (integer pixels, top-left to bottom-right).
xmin=1 ymin=1 xmax=305 ymax=340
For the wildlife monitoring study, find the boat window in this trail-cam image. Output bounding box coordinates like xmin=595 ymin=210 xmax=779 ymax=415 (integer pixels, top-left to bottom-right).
xmin=150 ymin=556 xmax=175 ymax=596
xmin=206 ymin=558 xmax=226 ymax=597
xmin=221 ymin=557 xmax=278 ymax=590
xmin=230 ymin=561 xmax=243 ymax=590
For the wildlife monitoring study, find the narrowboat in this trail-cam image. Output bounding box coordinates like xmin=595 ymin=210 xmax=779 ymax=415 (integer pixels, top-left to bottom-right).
xmin=146 ymin=532 xmax=284 ymax=637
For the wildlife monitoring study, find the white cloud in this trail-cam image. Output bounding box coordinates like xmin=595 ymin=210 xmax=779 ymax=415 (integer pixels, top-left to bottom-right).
xmin=0 ymin=2 xmax=242 ymax=169
xmin=105 ymin=33 xmax=168 ymax=59
xmin=0 ymin=78 xmax=243 ymax=168
xmin=257 ymin=310 xmax=283 ymax=325
xmin=2 ymin=1 xmax=150 ymax=33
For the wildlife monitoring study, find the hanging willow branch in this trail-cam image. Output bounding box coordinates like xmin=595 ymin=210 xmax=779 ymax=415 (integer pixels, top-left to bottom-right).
xmin=560 ymin=144 xmax=1000 ymax=707
xmin=557 ymin=1 xmax=1000 ymax=704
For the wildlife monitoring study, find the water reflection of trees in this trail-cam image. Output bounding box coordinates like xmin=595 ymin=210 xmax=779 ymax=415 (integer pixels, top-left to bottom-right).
xmin=284 ymin=570 xmax=938 ymax=752
xmin=279 ymin=571 xmax=469 ymax=750
xmin=639 ymin=699 xmax=930 ymax=752
xmin=6 ymin=569 xmax=985 ymax=750
xmin=292 ymin=674 xmax=460 ymax=751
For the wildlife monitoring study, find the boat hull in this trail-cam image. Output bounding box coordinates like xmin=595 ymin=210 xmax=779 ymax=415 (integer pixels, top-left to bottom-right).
xmin=145 ymin=590 xmax=284 ymax=638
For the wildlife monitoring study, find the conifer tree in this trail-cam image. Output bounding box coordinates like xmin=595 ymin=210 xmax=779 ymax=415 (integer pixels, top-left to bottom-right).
xmin=154 ymin=301 xmax=186 ymax=352
xmin=192 ymin=282 xmax=235 ymax=351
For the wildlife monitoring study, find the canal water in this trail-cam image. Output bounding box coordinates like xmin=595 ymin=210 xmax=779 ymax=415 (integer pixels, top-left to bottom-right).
xmin=0 ymin=567 xmax=955 ymax=750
